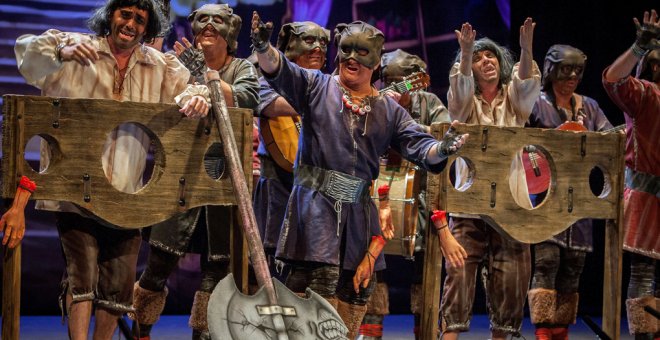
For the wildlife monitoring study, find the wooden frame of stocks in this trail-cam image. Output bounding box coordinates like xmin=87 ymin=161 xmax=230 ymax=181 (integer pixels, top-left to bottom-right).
xmin=1 ymin=95 xmax=253 ymax=227
xmin=419 ymin=122 xmax=626 ymax=340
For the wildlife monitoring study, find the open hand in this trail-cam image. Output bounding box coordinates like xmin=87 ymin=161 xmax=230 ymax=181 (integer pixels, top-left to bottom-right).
xmin=519 ymin=17 xmax=536 ymax=55
xmin=455 ymin=22 xmax=476 ymax=55
xmin=1 ymin=207 xmax=26 ymax=249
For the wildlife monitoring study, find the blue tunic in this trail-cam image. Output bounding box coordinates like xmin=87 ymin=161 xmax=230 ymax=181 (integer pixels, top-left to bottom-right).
xmin=253 ymin=77 xmax=295 ymax=251
xmin=264 ymin=52 xmax=446 ymax=270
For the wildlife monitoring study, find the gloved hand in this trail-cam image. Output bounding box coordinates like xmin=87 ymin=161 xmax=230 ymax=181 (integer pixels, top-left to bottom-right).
xmin=250 ymin=11 xmax=274 ymax=53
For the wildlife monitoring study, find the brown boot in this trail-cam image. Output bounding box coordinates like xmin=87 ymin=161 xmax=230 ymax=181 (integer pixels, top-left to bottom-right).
xmin=337 ymin=300 xmax=368 ymax=339
xmin=189 ymin=291 xmax=211 ymax=334
xmin=627 ymin=296 xmax=658 ymax=336
xmin=528 ymin=288 xmax=556 ymax=325
xmin=555 ymin=292 xmax=579 ymax=325
xmin=359 ymin=314 xmax=384 ymax=340
xmin=325 ymin=296 xmax=339 ymax=310
xmin=128 ymin=282 xmax=168 ymax=338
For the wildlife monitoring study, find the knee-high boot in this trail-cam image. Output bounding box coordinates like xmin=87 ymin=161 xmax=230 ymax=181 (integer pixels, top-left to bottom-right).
xmin=190 ymin=290 xmax=211 ymax=340
xmin=129 ymin=282 xmax=169 ymax=339
xmin=359 ymin=282 xmax=389 ymax=339
xmin=410 ymin=284 xmax=422 ymax=339
xmin=552 ymin=292 xmax=579 ymax=340
xmin=627 ymin=296 xmax=658 ymax=339
xmin=337 ymin=300 xmax=368 ymax=340
xmin=528 ymin=288 xmax=556 ymax=340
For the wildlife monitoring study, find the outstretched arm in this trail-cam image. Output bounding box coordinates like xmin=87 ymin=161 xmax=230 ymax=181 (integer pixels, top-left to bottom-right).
xmin=426 ymin=120 xmax=469 ymax=165
xmin=518 ymin=17 xmax=536 ymax=80
xmin=605 ymin=9 xmax=659 ymax=82
xmin=251 ymin=11 xmax=280 ymax=75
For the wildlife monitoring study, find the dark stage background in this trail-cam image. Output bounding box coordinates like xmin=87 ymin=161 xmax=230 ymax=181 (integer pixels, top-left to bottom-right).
xmin=0 ymin=0 xmax=656 ymax=318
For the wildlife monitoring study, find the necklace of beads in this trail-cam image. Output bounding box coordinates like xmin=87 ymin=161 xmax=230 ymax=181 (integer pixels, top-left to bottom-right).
xmin=342 ymin=94 xmax=372 ymax=115
xmin=337 ymin=81 xmax=373 ymax=116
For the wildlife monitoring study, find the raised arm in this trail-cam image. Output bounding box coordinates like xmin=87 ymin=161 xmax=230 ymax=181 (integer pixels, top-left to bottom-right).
xmin=455 ymin=23 xmax=476 ymax=77
xmin=251 ymin=11 xmax=280 ymax=75
xmin=605 ymin=9 xmax=659 ymax=82
xmin=518 ymin=17 xmax=536 ymax=80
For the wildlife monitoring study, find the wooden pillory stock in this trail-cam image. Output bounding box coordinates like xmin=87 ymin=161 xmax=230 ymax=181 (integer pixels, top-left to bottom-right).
xmin=1 ymin=95 xmax=253 ymax=339
xmin=421 ymin=122 xmax=626 ymax=340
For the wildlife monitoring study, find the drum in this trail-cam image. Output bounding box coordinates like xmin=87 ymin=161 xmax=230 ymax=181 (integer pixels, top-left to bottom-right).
xmin=372 ymin=161 xmax=420 ymax=259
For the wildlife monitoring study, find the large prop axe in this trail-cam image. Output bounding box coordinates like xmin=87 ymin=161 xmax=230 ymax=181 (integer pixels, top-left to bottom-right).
xmin=204 ymin=70 xmax=347 ymax=340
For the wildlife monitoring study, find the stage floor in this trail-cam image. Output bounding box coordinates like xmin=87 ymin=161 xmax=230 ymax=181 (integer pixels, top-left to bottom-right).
xmin=15 ymin=314 xmax=634 ymax=339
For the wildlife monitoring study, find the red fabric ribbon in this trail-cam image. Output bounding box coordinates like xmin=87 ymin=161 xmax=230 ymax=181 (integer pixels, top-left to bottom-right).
xmin=18 ymin=175 xmax=36 ymax=193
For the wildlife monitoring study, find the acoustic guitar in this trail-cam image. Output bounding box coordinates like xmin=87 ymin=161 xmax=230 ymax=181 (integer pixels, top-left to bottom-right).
xmin=260 ymin=71 xmax=431 ymax=173
xmin=523 ymin=122 xmax=625 ymax=194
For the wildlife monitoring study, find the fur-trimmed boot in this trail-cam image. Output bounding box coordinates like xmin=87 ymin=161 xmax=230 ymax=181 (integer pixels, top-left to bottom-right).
xmin=190 ymin=290 xmax=211 ymax=340
xmin=627 ymin=296 xmax=658 ymax=339
xmin=358 ymin=282 xmax=389 ymax=339
xmin=528 ymin=288 xmax=556 ymax=340
xmin=129 ymin=283 xmax=169 ymax=339
xmin=325 ymin=296 xmax=339 ymax=310
xmin=337 ymin=300 xmax=368 ymax=340
xmin=552 ymin=292 xmax=578 ymax=340
xmin=410 ymin=284 xmax=422 ymax=340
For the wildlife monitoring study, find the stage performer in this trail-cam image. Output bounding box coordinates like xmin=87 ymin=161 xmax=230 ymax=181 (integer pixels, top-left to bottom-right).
xmin=130 ymin=3 xmax=259 ymax=340
xmin=440 ymin=18 xmax=540 ymax=340
xmin=359 ymin=49 xmax=466 ymax=340
xmin=254 ymin=21 xmax=330 ymax=284
xmin=526 ymin=44 xmax=613 ymax=340
xmin=14 ymin=0 xmax=209 ymax=338
xmin=251 ymin=12 xmax=469 ymax=339
xmin=602 ymin=9 xmax=659 ymax=340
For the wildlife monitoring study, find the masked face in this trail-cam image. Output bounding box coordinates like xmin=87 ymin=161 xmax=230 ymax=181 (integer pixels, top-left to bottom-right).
xmin=188 ymin=4 xmax=241 ymax=54
xmin=335 ymin=22 xmax=384 ymax=69
xmin=278 ymin=22 xmax=329 ymax=70
xmin=108 ymin=6 xmax=149 ymax=52
xmin=553 ymin=50 xmax=585 ymax=82
xmin=381 ymin=49 xmax=427 ymax=85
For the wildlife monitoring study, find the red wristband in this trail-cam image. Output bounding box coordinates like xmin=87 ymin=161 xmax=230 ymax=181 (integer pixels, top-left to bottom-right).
xmin=372 ymin=235 xmax=386 ymax=246
xmin=431 ymin=210 xmax=448 ymax=230
xmin=431 ymin=210 xmax=446 ymax=223
xmin=18 ymin=175 xmax=36 ymax=193
xmin=377 ymin=184 xmax=390 ymax=196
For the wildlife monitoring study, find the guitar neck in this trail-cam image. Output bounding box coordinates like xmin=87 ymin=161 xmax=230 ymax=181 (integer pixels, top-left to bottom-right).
xmin=603 ymin=124 xmax=625 ymax=134
xmin=379 ymin=81 xmax=412 ymax=95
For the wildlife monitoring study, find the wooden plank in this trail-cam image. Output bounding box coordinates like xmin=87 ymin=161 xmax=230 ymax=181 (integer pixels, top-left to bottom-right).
xmin=602 ymin=134 xmax=626 ymax=340
xmin=419 ymin=123 xmax=448 ymax=340
xmin=2 ymin=245 xmax=21 ymax=340
xmin=1 ymin=95 xmax=253 ymax=227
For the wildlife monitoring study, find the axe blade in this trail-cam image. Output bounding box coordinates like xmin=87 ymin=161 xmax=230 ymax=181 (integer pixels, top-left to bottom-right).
xmin=208 ymin=274 xmax=348 ymax=340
